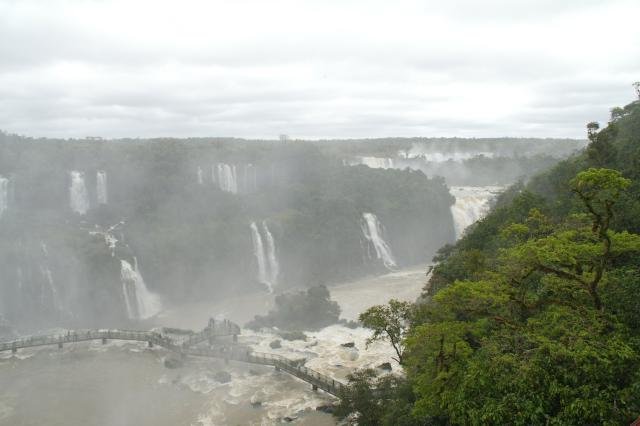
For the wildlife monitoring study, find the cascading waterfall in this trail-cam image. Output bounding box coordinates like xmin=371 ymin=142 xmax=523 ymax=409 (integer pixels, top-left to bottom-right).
xmin=262 ymin=221 xmax=279 ymax=286
xmin=39 ymin=242 xmax=63 ymax=313
xmin=120 ymin=259 xmax=162 ymax=320
xmin=197 ymin=166 xmax=204 ymax=185
xmin=217 ymin=163 xmax=238 ymax=194
xmin=361 ymin=212 xmax=397 ymax=270
xmin=350 ymin=156 xmax=394 ymax=169
xmin=449 ymin=186 xmax=502 ymax=239
xmin=250 ymin=221 xmax=279 ymax=292
xmin=250 ymin=222 xmax=270 ymax=291
xmin=0 ymin=175 xmax=8 ymax=218
xmin=69 ymin=171 xmax=90 ymax=215
xmin=96 ymin=171 xmax=108 ymax=204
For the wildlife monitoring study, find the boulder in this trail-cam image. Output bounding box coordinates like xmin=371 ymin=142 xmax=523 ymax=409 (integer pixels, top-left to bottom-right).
xmin=212 ymin=370 xmax=232 ymax=383
xmin=340 ymin=342 xmax=355 ymax=348
xmin=163 ymin=357 xmax=184 ymax=369
xmin=316 ymin=404 xmax=336 ymax=414
xmin=377 ymin=362 xmax=392 ymax=372
xmin=269 ymin=339 xmax=282 ymax=349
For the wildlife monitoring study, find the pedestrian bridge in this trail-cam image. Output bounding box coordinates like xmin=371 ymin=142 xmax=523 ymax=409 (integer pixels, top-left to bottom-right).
xmin=0 ymin=320 xmax=345 ymax=397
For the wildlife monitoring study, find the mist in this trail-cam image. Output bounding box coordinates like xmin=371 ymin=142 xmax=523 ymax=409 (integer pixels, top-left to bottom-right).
xmin=2 ymin=0 xmax=640 ymax=424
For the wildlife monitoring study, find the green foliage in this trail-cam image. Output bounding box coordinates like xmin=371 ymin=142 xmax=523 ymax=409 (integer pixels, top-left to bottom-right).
xmin=359 ymin=299 xmax=413 ymax=364
xmin=347 ymin=96 xmax=640 ymax=425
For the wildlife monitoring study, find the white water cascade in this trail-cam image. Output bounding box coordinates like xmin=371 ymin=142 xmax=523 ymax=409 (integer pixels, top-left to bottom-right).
xmin=217 ymin=163 xmax=238 ymax=194
xmin=69 ymin=171 xmax=90 ymax=215
xmin=250 ymin=221 xmax=279 ymax=292
xmin=449 ymin=186 xmax=502 ymax=239
xmin=0 ymin=175 xmax=8 ymax=218
xmin=197 ymin=166 xmax=204 ymax=185
xmin=349 ymin=157 xmax=394 ymax=169
xmin=262 ymin=221 xmax=279 ymax=285
xmin=96 ymin=171 xmax=108 ymax=205
xmin=120 ymin=259 xmax=162 ymax=320
xmin=361 ymin=212 xmax=397 ymax=270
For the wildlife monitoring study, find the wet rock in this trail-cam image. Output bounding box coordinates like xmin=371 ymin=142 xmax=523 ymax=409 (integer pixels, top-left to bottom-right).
xmin=377 ymin=362 xmax=392 ymax=372
xmin=340 ymin=342 xmax=355 ymax=348
xmin=250 ymin=390 xmax=265 ymax=407
xmin=279 ymin=330 xmax=307 ymax=341
xmin=269 ymin=339 xmax=282 ymax=349
xmin=212 ymin=370 xmax=232 ymax=383
xmin=316 ymin=403 xmax=337 ymax=414
xmin=283 ymin=416 xmax=298 ymax=422
xmin=164 ymin=357 xmax=184 ymax=369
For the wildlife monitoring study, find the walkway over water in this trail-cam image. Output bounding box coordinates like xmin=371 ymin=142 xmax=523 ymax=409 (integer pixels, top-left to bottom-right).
xmin=0 ymin=320 xmax=345 ymax=397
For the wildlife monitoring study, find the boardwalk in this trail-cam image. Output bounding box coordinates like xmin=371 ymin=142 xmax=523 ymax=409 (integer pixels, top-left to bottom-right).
xmin=0 ymin=320 xmax=345 ymax=397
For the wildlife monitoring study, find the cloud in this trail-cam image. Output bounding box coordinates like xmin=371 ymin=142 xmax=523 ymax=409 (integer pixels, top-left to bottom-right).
xmin=0 ymin=0 xmax=639 ymax=139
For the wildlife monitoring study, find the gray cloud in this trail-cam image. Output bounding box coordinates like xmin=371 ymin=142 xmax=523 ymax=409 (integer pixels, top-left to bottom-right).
xmin=0 ymin=0 xmax=639 ymax=139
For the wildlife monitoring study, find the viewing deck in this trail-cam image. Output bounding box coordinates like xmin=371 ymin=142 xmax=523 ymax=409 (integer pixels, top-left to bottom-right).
xmin=0 ymin=320 xmax=345 ymax=397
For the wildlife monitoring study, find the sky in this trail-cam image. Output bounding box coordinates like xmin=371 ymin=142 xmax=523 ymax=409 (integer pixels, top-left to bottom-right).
xmin=1 ymin=0 xmax=639 ymax=140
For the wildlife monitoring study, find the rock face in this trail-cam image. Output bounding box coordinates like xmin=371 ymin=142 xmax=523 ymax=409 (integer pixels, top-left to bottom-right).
xmin=212 ymin=370 xmax=232 ymax=383
xmin=269 ymin=339 xmax=282 ymax=349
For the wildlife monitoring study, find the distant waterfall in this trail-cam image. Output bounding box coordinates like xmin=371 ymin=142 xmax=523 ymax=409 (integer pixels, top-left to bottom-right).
xmin=0 ymin=175 xmax=8 ymax=218
xmin=361 ymin=212 xmax=397 ymax=270
xmin=350 ymin=157 xmax=394 ymax=169
xmin=69 ymin=171 xmax=90 ymax=215
xmin=96 ymin=171 xmax=108 ymax=205
xmin=262 ymin=221 xmax=279 ymax=285
xmin=449 ymin=186 xmax=501 ymax=239
xmin=217 ymin=163 xmax=238 ymax=194
xmin=120 ymin=259 xmax=162 ymax=320
xmin=39 ymin=242 xmax=63 ymax=313
xmin=250 ymin=221 xmax=278 ymax=292
xmin=197 ymin=166 xmax=204 ymax=185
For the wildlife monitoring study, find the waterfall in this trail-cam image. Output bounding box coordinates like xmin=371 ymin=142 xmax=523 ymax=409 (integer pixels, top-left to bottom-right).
xmin=217 ymin=163 xmax=238 ymax=194
xmin=39 ymin=242 xmax=62 ymax=313
xmin=250 ymin=222 xmax=270 ymax=291
xmin=262 ymin=221 xmax=279 ymax=285
xmin=120 ymin=259 xmax=162 ymax=320
xmin=197 ymin=166 xmax=204 ymax=185
xmin=69 ymin=171 xmax=90 ymax=215
xmin=96 ymin=171 xmax=108 ymax=204
xmin=0 ymin=175 xmax=8 ymax=218
xmin=449 ymin=186 xmax=501 ymax=239
xmin=250 ymin=221 xmax=277 ymax=292
xmin=361 ymin=212 xmax=397 ymax=270
xmin=350 ymin=157 xmax=394 ymax=169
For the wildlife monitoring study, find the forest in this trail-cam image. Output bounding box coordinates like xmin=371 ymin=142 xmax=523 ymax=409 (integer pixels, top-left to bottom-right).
xmin=0 ymin=134 xmax=454 ymax=330
xmin=337 ymin=94 xmax=640 ymax=425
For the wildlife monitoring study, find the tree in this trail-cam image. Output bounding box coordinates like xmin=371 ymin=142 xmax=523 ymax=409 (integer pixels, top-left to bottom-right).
xmin=359 ymin=299 xmax=412 ymax=364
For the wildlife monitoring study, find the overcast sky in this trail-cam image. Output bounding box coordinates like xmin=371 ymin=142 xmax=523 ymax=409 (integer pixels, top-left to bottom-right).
xmin=1 ymin=0 xmax=639 ymax=139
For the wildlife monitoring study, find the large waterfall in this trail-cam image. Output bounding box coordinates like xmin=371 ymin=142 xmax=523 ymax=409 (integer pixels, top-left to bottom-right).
xmin=250 ymin=221 xmax=279 ymax=292
xmin=449 ymin=186 xmax=501 ymax=239
xmin=0 ymin=175 xmax=8 ymax=218
xmin=120 ymin=259 xmax=162 ymax=320
xmin=69 ymin=171 xmax=90 ymax=215
xmin=361 ymin=212 xmax=397 ymax=270
xmin=96 ymin=171 xmax=108 ymax=205
xmin=217 ymin=163 xmax=238 ymax=194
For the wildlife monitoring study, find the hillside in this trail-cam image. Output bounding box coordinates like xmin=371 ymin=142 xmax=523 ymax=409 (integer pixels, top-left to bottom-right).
xmin=337 ymin=93 xmax=640 ymax=425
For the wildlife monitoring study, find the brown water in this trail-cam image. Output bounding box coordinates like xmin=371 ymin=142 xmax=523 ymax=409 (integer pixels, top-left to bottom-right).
xmin=0 ymin=265 xmax=428 ymax=425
